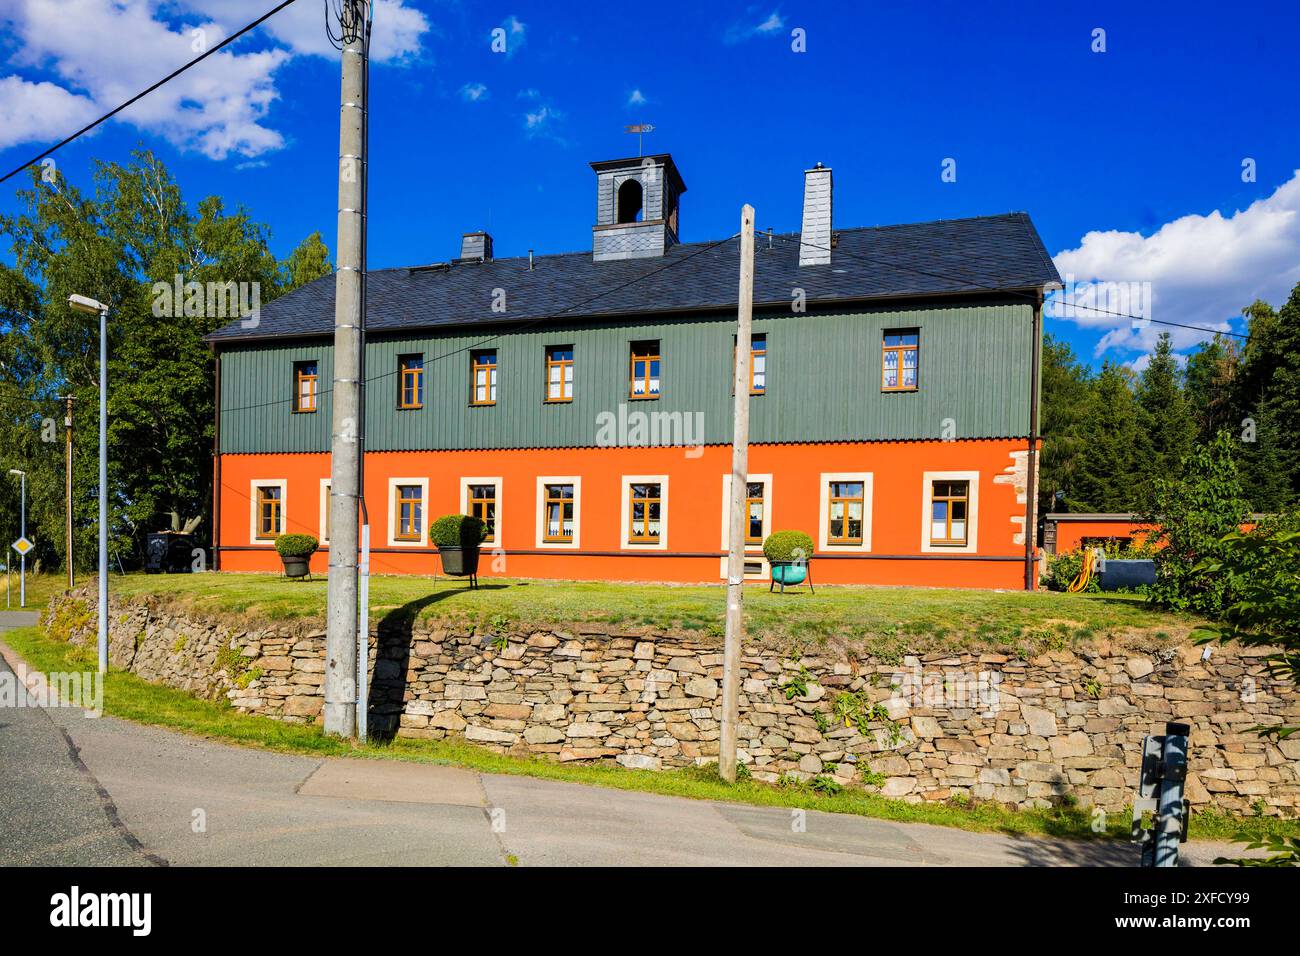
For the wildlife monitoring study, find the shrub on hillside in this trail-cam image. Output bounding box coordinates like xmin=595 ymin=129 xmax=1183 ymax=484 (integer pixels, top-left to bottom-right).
xmin=1140 ymin=431 xmax=1253 ymax=616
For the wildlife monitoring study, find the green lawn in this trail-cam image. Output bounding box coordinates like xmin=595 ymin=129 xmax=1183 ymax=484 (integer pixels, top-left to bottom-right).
xmin=1 ymin=571 xmax=74 ymax=612
xmin=103 ymin=570 xmax=1199 ymax=655
xmin=5 ymin=622 xmax=1288 ymax=845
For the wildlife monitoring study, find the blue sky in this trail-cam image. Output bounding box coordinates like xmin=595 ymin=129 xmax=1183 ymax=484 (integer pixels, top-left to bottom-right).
xmin=3 ymin=0 xmax=1298 ymax=368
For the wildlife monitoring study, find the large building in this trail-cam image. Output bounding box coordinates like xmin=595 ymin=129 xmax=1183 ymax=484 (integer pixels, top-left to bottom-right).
xmin=207 ymin=153 xmax=1062 ymax=588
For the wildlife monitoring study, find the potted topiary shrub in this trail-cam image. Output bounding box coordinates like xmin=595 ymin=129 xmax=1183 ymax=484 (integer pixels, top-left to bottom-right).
xmin=274 ymin=533 xmax=319 ymax=580
xmin=430 ymin=514 xmax=487 ymax=587
xmin=763 ymin=529 xmax=815 ymax=594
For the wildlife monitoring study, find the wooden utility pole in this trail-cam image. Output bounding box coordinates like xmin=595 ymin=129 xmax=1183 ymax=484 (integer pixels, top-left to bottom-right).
xmin=64 ymin=395 xmax=73 ymax=587
xmin=324 ymin=0 xmax=369 ymax=737
xmin=720 ymin=204 xmax=755 ymax=783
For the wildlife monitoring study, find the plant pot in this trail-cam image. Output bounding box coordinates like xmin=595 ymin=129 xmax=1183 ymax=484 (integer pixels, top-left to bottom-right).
xmin=280 ymin=554 xmax=311 ymax=579
xmin=437 ymin=545 xmax=480 ymax=577
xmin=768 ymin=560 xmax=813 ymax=594
xmin=770 ymin=561 xmax=807 ymax=585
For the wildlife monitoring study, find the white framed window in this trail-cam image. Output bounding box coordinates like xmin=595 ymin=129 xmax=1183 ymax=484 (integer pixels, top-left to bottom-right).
xmin=818 ymin=472 xmax=874 ymax=553
xmin=536 ymin=476 xmax=581 ymax=549
xmin=460 ymin=476 xmax=503 ymax=544
xmin=386 ymin=477 xmax=429 ymax=547
xmin=620 ymin=475 xmax=668 ymax=550
xmin=921 ymin=470 xmax=980 ymax=554
xmin=719 ymin=473 xmax=772 ymax=579
xmin=249 ymin=479 xmax=286 ymax=542
xmin=319 ymin=478 xmax=331 ymax=545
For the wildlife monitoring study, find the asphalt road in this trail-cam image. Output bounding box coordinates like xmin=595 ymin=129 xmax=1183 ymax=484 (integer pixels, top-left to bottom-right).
xmin=0 ymin=616 xmax=1235 ymax=867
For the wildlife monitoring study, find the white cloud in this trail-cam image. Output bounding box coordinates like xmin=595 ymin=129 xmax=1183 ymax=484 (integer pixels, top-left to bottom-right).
xmin=1051 ymin=170 xmax=1300 ymax=359
xmin=172 ymin=0 xmax=429 ymax=63
xmin=627 ymin=88 xmax=647 ymax=107
xmin=520 ymin=90 xmax=565 ymax=142
xmin=460 ymin=82 xmax=488 ymax=102
xmin=0 ymin=76 xmax=99 ymax=150
xmin=0 ymin=0 xmax=429 ymax=161
xmin=724 ymin=8 xmax=785 ymax=44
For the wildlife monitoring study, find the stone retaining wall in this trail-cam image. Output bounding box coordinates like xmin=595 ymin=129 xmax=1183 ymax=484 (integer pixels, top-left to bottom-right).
xmin=46 ymin=589 xmax=1300 ymax=816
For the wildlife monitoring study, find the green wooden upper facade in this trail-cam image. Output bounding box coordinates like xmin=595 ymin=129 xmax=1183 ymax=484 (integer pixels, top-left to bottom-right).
xmin=216 ymin=298 xmax=1035 ymax=454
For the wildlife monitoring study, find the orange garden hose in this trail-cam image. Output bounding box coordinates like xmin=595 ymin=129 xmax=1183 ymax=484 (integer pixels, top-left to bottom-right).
xmin=1067 ymin=548 xmax=1097 ymax=593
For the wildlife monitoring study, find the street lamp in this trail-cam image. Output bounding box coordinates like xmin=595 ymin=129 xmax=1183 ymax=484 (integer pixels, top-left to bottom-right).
xmin=7 ymin=469 xmax=25 ymax=608
xmin=68 ymin=293 xmax=109 ymax=675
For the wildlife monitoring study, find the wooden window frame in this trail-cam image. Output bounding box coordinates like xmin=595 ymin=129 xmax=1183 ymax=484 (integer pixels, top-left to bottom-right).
xmin=468 ymin=483 xmax=498 ymax=544
xmin=254 ymin=484 xmax=283 ymax=540
xmin=398 ymin=354 xmax=424 ymax=410
xmin=749 ymin=333 xmax=767 ymax=395
xmin=817 ymin=472 xmax=874 ymax=553
xmin=542 ymin=483 xmax=576 ymax=543
xmin=629 ymin=341 xmax=661 ymax=400
xmin=626 ymin=482 xmax=663 ymax=544
xmin=929 ymin=480 xmax=970 ymax=547
xmin=545 ymin=345 xmax=574 ymax=403
xmin=293 ymin=360 xmax=318 ymax=413
xmin=394 ymin=484 xmax=423 ymax=542
xmin=745 ymin=481 xmax=765 ymax=545
xmin=471 ymin=350 xmax=498 ymax=406
xmin=881 ymin=330 xmax=920 ymax=393
xmin=827 ymin=480 xmax=866 ymax=546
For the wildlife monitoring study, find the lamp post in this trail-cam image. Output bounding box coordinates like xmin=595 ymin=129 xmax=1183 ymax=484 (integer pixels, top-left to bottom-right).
xmin=68 ymin=293 xmax=109 ymax=675
xmin=8 ymin=469 xmax=25 ymax=608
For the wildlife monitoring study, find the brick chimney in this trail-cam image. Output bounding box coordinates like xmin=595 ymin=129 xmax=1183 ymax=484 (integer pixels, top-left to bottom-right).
xmin=799 ymin=163 xmax=832 ymax=267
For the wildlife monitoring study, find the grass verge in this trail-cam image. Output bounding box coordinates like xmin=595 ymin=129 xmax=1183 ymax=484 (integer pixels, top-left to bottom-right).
xmin=108 ymin=571 xmax=1200 ymax=656
xmin=4 ymin=624 xmax=1293 ymax=846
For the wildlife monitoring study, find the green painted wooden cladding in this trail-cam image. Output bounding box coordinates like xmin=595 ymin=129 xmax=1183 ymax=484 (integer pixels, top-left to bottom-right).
xmin=217 ymin=302 xmax=1033 ymax=453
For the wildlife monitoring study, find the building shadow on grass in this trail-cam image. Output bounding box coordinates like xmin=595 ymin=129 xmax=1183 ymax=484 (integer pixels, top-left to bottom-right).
xmin=364 ymin=583 xmax=508 ymax=741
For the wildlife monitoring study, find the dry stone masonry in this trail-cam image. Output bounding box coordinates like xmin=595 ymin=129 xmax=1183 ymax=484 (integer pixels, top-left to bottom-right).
xmin=47 ymin=589 xmax=1299 ymax=816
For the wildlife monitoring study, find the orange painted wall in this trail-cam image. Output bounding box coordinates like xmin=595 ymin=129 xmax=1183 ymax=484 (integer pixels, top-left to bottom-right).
xmin=1051 ymin=520 xmax=1156 ymax=554
xmin=216 ymin=439 xmax=1034 ymax=588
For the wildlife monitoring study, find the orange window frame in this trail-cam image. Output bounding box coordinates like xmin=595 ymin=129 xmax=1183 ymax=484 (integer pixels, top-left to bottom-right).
xmin=881 ymin=332 xmax=919 ymax=392
xmin=471 ymin=351 xmax=497 ymax=405
xmin=931 ymin=481 xmax=969 ymax=546
xmin=629 ymin=342 xmax=661 ymax=400
xmin=627 ymin=483 xmax=662 ymax=543
xmin=546 ymin=346 xmax=574 ymax=402
xmin=827 ymin=482 xmax=865 ymax=545
xmin=398 ymin=355 xmax=424 ymax=409
xmin=543 ymin=484 xmax=575 ymax=542
xmin=395 ymin=485 xmax=423 ymax=541
xmin=293 ymin=362 xmax=318 ymax=413
xmin=256 ymin=486 xmax=282 ymax=539
xmin=469 ymin=484 xmax=497 ymax=543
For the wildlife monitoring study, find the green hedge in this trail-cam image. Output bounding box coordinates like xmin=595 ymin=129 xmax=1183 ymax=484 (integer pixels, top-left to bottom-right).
xmin=763 ymin=530 xmax=815 ymax=564
xmin=430 ymin=514 xmax=487 ymax=549
xmin=274 ymin=534 xmax=319 ymax=558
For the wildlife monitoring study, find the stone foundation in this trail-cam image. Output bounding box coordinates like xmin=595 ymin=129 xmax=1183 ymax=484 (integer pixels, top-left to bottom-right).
xmin=45 ymin=588 xmax=1299 ymax=816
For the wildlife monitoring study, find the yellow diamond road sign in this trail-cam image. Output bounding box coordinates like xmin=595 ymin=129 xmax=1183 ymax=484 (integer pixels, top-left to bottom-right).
xmin=12 ymin=537 xmax=33 ymax=557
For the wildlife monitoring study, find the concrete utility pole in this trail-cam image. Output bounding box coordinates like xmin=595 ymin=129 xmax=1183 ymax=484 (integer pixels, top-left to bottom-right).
xmin=68 ymin=293 xmax=108 ymax=674
xmin=65 ymin=395 xmax=74 ymax=587
xmin=324 ymin=0 xmax=369 ymax=737
xmin=720 ymin=204 xmax=755 ymax=783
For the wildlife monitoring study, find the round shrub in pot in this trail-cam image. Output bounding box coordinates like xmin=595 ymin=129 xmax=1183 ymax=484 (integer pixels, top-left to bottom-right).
xmin=763 ymin=529 xmax=815 ymax=591
xmin=430 ymin=514 xmax=487 ymax=579
xmin=274 ymin=533 xmax=319 ymax=579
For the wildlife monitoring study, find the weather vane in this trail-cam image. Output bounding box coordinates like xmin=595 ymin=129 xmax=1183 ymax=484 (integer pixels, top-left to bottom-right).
xmin=625 ymin=123 xmax=655 ymax=157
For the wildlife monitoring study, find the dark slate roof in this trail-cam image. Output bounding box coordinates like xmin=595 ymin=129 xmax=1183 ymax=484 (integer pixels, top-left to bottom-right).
xmin=206 ymin=212 xmax=1061 ymax=344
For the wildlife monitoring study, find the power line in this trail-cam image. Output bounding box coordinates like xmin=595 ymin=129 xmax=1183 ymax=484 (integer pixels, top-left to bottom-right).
xmin=0 ymin=0 xmax=301 ymax=186
xmin=217 ymin=232 xmax=742 ymax=416
xmin=762 ymin=229 xmax=1249 ymax=341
